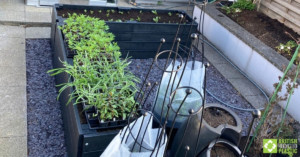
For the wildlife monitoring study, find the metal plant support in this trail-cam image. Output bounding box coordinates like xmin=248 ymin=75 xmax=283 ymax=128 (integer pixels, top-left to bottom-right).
xmin=101 ymin=1 xmax=250 ymax=156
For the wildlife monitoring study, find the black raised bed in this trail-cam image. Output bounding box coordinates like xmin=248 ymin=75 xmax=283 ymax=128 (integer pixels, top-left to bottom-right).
xmin=51 ymin=4 xmax=198 ymax=58
xmin=51 ymin=5 xmax=198 ymax=157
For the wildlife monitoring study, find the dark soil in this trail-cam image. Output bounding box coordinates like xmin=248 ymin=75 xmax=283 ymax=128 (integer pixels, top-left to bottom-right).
xmin=211 ymin=143 xmax=237 ymax=157
xmin=57 ymin=8 xmax=191 ymax=24
xmin=218 ymin=8 xmax=300 ymax=62
xmin=203 ymin=107 xmax=236 ymax=128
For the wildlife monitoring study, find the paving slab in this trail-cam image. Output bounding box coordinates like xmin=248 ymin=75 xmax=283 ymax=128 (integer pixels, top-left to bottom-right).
xmin=0 ymin=11 xmax=25 ymax=23
xmin=0 ymin=86 xmax=26 ymax=113
xmin=0 ymin=25 xmax=25 ymax=38
xmin=244 ymin=94 xmax=268 ymax=110
xmin=25 ymin=12 xmax=52 ymax=23
xmin=0 ymin=37 xmax=25 ymax=51
xmin=214 ymin=63 xmax=244 ymax=79
xmin=0 ymin=51 xmax=26 ymax=67
xmin=0 ymin=109 xmax=27 ymax=137
xmin=0 ymin=136 xmax=27 ymax=157
xmin=227 ymin=78 xmax=263 ymax=96
xmin=26 ymin=27 xmax=51 ymax=39
xmin=0 ymin=66 xmax=26 ymax=87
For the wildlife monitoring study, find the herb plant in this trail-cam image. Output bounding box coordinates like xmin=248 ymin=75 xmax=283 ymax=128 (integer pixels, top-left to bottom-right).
xmin=49 ymin=13 xmax=139 ymax=121
xmin=152 ymin=10 xmax=158 ymax=15
xmin=153 ymin=16 xmax=160 ymax=23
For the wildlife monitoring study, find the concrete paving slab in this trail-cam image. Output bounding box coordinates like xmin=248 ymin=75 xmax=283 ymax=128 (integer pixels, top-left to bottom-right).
xmin=214 ymin=63 xmax=244 ymax=79
xmin=228 ymin=78 xmax=263 ymax=96
xmin=26 ymin=27 xmax=51 ymax=39
xmin=0 ymin=66 xmax=26 ymax=87
xmin=0 ymin=51 xmax=26 ymax=67
xmin=0 ymin=5 xmax=25 ymax=12
xmin=25 ymin=5 xmax=52 ymax=14
xmin=0 ymin=11 xmax=25 ymax=23
xmin=0 ymin=25 xmax=25 ymax=38
xmin=0 ymin=37 xmax=25 ymax=51
xmin=25 ymin=12 xmax=52 ymax=23
xmin=0 ymin=86 xmax=26 ymax=113
xmin=0 ymin=109 xmax=27 ymax=137
xmin=0 ymin=0 xmax=24 ymax=6
xmin=0 ymin=136 xmax=27 ymax=157
xmin=244 ymin=94 xmax=267 ymax=110
xmin=71 ymin=0 xmax=89 ymax=5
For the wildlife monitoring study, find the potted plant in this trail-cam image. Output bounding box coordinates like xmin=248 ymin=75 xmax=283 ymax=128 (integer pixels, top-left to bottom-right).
xmin=198 ymin=139 xmax=243 ymax=157
xmin=170 ymin=103 xmax=242 ymax=157
xmin=51 ymin=4 xmax=198 ymax=58
xmin=49 ymin=14 xmax=139 ymax=156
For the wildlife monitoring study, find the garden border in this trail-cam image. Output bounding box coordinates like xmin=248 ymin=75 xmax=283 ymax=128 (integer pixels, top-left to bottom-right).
xmin=193 ymin=4 xmax=300 ymax=122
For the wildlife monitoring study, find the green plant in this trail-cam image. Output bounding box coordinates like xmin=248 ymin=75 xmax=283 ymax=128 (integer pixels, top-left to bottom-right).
xmin=48 ymin=13 xmax=139 ymax=121
xmin=90 ymin=10 xmax=94 ymax=14
xmin=222 ymin=0 xmax=255 ymax=13
xmin=118 ymin=11 xmax=124 ymax=14
xmin=108 ymin=19 xmax=114 ymax=22
xmin=151 ymin=10 xmax=157 ymax=15
xmin=232 ymin=0 xmax=255 ymax=10
xmin=136 ymin=16 xmax=141 ymax=22
xmin=153 ymin=16 xmax=160 ymax=23
xmin=111 ymin=9 xmax=115 ymax=13
xmin=130 ymin=18 xmax=135 ymax=21
xmin=106 ymin=13 xmax=110 ymax=17
xmin=115 ymin=19 xmax=122 ymax=22
xmin=168 ymin=12 xmax=172 ymax=16
xmin=276 ymin=41 xmax=297 ymax=60
xmin=98 ymin=10 xmax=102 ymax=13
xmin=84 ymin=9 xmax=87 ymax=13
xmin=139 ymin=10 xmax=142 ymax=14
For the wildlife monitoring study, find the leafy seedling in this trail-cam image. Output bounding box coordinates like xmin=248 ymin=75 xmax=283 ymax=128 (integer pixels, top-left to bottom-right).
xmin=118 ymin=11 xmax=124 ymax=14
xmin=136 ymin=16 xmax=141 ymax=22
xmin=168 ymin=12 xmax=172 ymax=16
xmin=153 ymin=16 xmax=160 ymax=23
xmin=90 ymin=10 xmax=94 ymax=14
xmin=139 ymin=10 xmax=142 ymax=14
xmin=98 ymin=10 xmax=102 ymax=13
xmin=152 ymin=10 xmax=157 ymax=15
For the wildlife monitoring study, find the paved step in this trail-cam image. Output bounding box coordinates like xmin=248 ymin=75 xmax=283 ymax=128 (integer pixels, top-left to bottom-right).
xmin=0 ymin=25 xmax=27 ymax=157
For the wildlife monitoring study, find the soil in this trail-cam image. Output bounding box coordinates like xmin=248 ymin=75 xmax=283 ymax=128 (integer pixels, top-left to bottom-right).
xmin=203 ymin=107 xmax=236 ymax=128
xmin=211 ymin=143 xmax=237 ymax=157
xmin=218 ymin=7 xmax=300 ymax=63
xmin=57 ymin=8 xmax=191 ymax=24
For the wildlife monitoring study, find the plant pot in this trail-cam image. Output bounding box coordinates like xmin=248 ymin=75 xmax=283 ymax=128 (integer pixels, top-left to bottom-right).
xmin=85 ymin=111 xmax=99 ymax=128
xmin=51 ymin=4 xmax=197 ymax=59
xmin=198 ymin=139 xmax=243 ymax=157
xmin=109 ymin=118 xmax=118 ymax=126
xmin=170 ymin=103 xmax=242 ymax=157
xmin=82 ymin=101 xmax=96 ymax=113
xmin=98 ymin=119 xmax=109 ymax=128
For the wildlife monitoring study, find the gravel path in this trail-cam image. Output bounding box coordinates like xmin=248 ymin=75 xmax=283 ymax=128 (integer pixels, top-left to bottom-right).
xmin=26 ymin=39 xmax=253 ymax=156
xmin=26 ymin=39 xmax=67 ymax=157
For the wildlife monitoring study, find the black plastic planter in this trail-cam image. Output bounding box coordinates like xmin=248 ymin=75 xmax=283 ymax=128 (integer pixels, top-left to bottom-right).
xmin=51 ymin=4 xmax=197 ymax=59
xmin=52 ymin=25 xmax=121 ymax=157
xmin=170 ymin=103 xmax=242 ymax=157
xmin=198 ymin=139 xmax=243 ymax=157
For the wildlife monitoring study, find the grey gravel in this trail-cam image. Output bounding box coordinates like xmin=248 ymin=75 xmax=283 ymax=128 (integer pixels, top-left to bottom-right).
xmin=26 ymin=39 xmax=67 ymax=157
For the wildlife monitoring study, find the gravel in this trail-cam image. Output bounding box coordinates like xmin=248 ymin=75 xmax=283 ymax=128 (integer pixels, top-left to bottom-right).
xmin=26 ymin=39 xmax=67 ymax=157
xmin=26 ymin=39 xmax=254 ymax=156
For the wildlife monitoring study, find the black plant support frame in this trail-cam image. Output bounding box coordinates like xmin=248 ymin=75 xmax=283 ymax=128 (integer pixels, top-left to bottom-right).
xmin=117 ymin=2 xmax=214 ymax=156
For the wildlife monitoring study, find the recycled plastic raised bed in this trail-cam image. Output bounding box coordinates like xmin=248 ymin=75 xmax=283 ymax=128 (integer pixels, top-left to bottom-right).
xmin=51 ymin=4 xmax=198 ymax=58
xmin=51 ymin=5 xmax=198 ymax=157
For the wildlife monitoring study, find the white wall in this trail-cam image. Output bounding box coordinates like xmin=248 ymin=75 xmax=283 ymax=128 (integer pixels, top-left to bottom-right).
xmin=193 ymin=6 xmax=300 ymax=122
